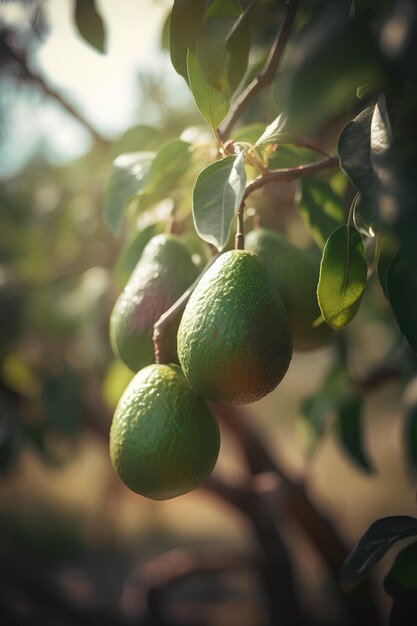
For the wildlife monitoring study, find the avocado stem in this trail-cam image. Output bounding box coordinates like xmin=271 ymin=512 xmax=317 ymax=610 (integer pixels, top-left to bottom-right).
xmin=152 ymin=253 xmax=222 ymax=364
xmin=235 ymin=202 xmax=245 ymax=250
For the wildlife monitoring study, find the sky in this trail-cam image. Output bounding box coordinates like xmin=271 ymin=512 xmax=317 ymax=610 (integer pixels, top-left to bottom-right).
xmin=0 ymin=0 xmax=189 ymax=177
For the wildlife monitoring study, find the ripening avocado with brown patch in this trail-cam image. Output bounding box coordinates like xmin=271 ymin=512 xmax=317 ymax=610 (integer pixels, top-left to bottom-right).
xmin=110 ymin=234 xmax=198 ymax=371
xmin=177 ymin=250 xmax=292 ymax=404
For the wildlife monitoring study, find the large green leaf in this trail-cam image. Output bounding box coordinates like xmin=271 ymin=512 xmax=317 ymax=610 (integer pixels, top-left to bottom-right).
xmin=338 ymin=106 xmax=376 ymax=237
xmin=196 ymin=0 xmax=252 ymax=95
xmin=337 ymin=397 xmax=373 ymax=472
xmin=187 ymin=49 xmax=231 ymax=129
xmin=341 ymin=516 xmax=417 ymax=591
xmin=297 ymin=177 xmax=345 ymax=248
xmin=102 ymin=152 xmax=154 ymax=235
xmin=74 ymin=0 xmax=105 ymax=53
xmin=144 ymin=139 xmax=192 ymax=195
xmin=386 ymin=251 xmax=417 ymax=352
xmin=170 ymin=0 xmax=208 ymax=80
xmin=318 ymin=225 xmax=367 ymax=329
xmin=193 ymin=153 xmax=246 ymax=250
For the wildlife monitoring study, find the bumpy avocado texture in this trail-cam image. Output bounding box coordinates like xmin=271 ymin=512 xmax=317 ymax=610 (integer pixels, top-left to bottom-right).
xmin=110 ymin=234 xmax=198 ymax=371
xmin=177 ymin=250 xmax=292 ymax=405
xmin=246 ymin=228 xmax=333 ymax=351
xmin=109 ymin=364 xmax=220 ymax=500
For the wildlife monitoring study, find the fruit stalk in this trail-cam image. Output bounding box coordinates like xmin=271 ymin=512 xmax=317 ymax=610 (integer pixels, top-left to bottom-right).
xmin=235 ymin=201 xmax=245 ymax=250
xmin=152 ymin=252 xmax=221 ymax=364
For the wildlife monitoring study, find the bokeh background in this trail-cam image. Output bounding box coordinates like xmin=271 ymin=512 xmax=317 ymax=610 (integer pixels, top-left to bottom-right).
xmin=1 ymin=1 xmax=416 ymax=624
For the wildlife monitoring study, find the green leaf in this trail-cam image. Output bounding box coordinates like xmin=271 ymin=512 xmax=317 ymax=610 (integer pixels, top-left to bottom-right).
xmin=196 ymin=0 xmax=252 ymax=95
xmin=297 ymin=177 xmax=345 ymax=249
xmin=340 ymin=516 xmax=417 ymax=591
xmin=170 ymin=0 xmax=208 ymax=81
xmin=187 ymin=49 xmax=231 ymax=129
xmin=338 ymin=106 xmax=376 ymax=237
xmin=233 ymin=123 xmax=265 ymax=145
xmin=255 ymin=112 xmax=297 ymax=147
xmin=301 ymin=392 xmax=332 ymax=455
xmin=102 ymin=152 xmax=154 ymax=236
xmin=144 ymin=139 xmax=192 ymax=196
xmin=370 ymin=93 xmax=393 ymax=183
xmin=193 ymin=153 xmax=246 ymax=250
xmin=337 ymin=397 xmax=373 ymax=472
xmin=225 ymin=1 xmax=254 ymax=92
xmin=74 ymin=0 xmax=105 ymax=53
xmin=268 ymin=146 xmax=318 ymax=170
xmin=405 ymin=404 xmax=417 ymax=476
xmin=384 ymin=541 xmax=417 ymax=596
xmin=386 ymin=251 xmax=417 ymax=352
xmin=110 ymin=125 xmax=159 ymax=158
xmin=375 ymin=233 xmax=397 ymax=298
xmin=318 ymin=225 xmax=367 ymax=329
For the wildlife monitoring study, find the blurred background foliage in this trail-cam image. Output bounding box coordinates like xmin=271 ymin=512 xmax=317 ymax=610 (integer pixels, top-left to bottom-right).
xmin=0 ymin=1 xmax=417 ymax=625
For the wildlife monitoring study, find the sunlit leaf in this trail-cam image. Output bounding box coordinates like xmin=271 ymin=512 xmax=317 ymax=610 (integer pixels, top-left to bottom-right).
xmin=370 ymin=93 xmax=393 ymax=182
xmin=255 ymin=111 xmax=297 ymax=147
xmin=341 ymin=516 xmax=417 ymax=591
xmin=318 ymin=225 xmax=367 ymax=329
xmin=193 ymin=153 xmax=246 ymax=250
xmin=170 ymin=0 xmax=208 ymax=80
xmin=297 ymin=177 xmax=345 ymax=248
xmin=386 ymin=250 xmax=417 ymax=352
xmin=187 ymin=49 xmax=231 ymax=129
xmin=233 ymin=123 xmax=265 ymax=144
xmin=337 ymin=397 xmax=373 ymax=472
xmin=102 ymin=152 xmax=154 ymax=235
xmin=196 ymin=0 xmax=243 ymax=93
xmin=144 ymin=139 xmax=192 ymax=196
xmin=74 ymin=0 xmax=105 ymax=53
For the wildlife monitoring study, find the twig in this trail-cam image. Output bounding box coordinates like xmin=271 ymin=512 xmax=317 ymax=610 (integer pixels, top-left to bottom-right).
xmin=217 ymin=0 xmax=300 ymax=141
xmin=1 ymin=30 xmax=110 ymax=146
xmin=243 ymin=155 xmax=339 ymax=201
xmin=153 ymin=252 xmax=221 ymax=364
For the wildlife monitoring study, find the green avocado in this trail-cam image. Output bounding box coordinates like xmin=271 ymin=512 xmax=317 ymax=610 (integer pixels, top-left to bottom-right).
xmin=110 ymin=234 xmax=198 ymax=371
xmin=246 ymin=228 xmax=334 ymax=351
xmin=177 ymin=250 xmax=292 ymax=405
xmin=109 ymin=363 xmax=220 ymax=500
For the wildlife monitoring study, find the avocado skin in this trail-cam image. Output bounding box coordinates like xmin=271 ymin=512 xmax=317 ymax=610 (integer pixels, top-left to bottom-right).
xmin=109 ymin=363 xmax=220 ymax=500
xmin=246 ymin=228 xmax=333 ymax=351
xmin=177 ymin=250 xmax=292 ymax=405
xmin=110 ymin=234 xmax=198 ymax=371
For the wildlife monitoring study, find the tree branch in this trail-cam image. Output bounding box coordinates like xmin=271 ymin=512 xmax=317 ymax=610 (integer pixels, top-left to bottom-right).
xmin=243 ymin=155 xmax=339 ymax=201
xmin=217 ymin=0 xmax=300 ymax=141
xmin=1 ymin=30 xmax=110 ymax=146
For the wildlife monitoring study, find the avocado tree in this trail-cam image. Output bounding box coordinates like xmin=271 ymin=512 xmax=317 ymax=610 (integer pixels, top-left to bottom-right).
xmin=1 ymin=0 xmax=417 ymax=624
xmin=103 ymin=1 xmax=417 ymax=624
